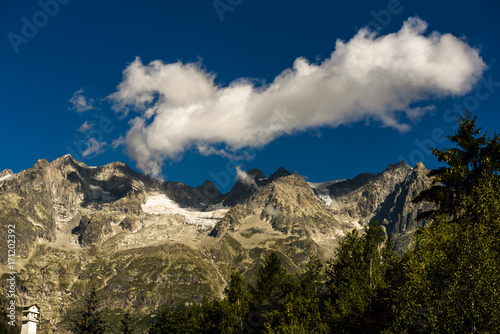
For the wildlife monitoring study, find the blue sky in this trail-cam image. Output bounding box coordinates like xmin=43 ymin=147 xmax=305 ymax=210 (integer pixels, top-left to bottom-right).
xmin=1 ymin=0 xmax=499 ymax=192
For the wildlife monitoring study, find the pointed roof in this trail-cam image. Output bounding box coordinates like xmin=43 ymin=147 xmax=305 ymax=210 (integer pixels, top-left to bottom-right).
xmin=22 ymin=303 xmax=40 ymax=310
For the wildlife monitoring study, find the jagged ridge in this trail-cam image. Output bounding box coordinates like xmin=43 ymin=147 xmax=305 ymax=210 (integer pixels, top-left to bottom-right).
xmin=0 ymin=155 xmax=433 ymax=332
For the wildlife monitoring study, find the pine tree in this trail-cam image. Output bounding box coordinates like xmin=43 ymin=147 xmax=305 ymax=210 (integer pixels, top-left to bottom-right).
xmin=392 ymin=112 xmax=500 ymax=333
xmin=325 ymin=221 xmax=394 ymax=333
xmin=253 ymin=252 xmax=288 ymax=303
xmin=118 ymin=310 xmax=134 ymax=334
xmin=148 ymin=298 xmax=237 ymax=334
xmin=224 ymin=269 xmax=251 ymax=332
xmin=414 ymin=111 xmax=500 ymax=222
xmin=70 ymin=286 xmax=107 ymax=334
xmin=264 ymin=256 xmax=330 ymax=334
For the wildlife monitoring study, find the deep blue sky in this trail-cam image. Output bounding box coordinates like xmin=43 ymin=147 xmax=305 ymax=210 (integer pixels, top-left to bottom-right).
xmin=1 ymin=0 xmax=499 ymax=192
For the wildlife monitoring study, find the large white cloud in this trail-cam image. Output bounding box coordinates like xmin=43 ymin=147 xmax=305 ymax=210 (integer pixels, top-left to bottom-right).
xmin=109 ymin=17 xmax=485 ymax=176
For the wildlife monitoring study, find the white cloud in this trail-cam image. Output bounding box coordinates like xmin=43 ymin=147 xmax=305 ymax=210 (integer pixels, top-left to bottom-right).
xmin=111 ymin=136 xmax=126 ymax=150
xmin=81 ymin=138 xmax=107 ymax=158
xmin=69 ymin=89 xmax=95 ymax=113
xmin=109 ymin=17 xmax=486 ymax=176
xmin=197 ymin=144 xmax=253 ymax=161
xmin=78 ymin=121 xmax=94 ymax=132
xmin=404 ymin=105 xmax=436 ymax=122
xmin=263 ymin=204 xmax=282 ymax=217
xmin=235 ymin=166 xmax=258 ymax=189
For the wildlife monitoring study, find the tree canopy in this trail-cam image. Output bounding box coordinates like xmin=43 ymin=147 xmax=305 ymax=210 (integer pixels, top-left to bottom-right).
xmin=414 ymin=111 xmax=500 ymax=221
xmin=70 ymin=286 xmax=107 ymax=334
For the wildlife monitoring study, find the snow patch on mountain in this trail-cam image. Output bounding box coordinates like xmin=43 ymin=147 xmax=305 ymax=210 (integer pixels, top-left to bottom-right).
xmin=318 ymin=194 xmax=332 ymax=206
xmin=308 ymin=180 xmax=344 ymax=206
xmin=308 ymin=180 xmax=345 ymax=189
xmin=0 ymin=173 xmax=13 ymax=187
xmin=0 ymin=174 xmax=12 ymax=182
xmin=89 ymin=184 xmax=113 ymax=201
xmin=142 ymin=194 xmax=229 ymax=228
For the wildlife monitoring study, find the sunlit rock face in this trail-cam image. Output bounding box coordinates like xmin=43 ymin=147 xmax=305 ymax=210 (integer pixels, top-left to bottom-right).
xmin=0 ymin=155 xmax=431 ymax=332
xmin=313 ymin=161 xmax=433 ymax=252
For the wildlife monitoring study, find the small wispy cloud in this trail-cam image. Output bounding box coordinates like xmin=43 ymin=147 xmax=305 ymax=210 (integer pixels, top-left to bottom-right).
xmin=78 ymin=121 xmax=95 ymax=132
xmin=111 ymin=136 xmax=126 ymax=150
xmin=405 ymin=105 xmax=436 ymax=122
xmin=197 ymin=144 xmax=253 ymax=161
xmin=235 ymin=166 xmax=258 ymax=189
xmin=263 ymin=204 xmax=282 ymax=217
xmin=81 ymin=138 xmax=107 ymax=158
xmin=69 ymin=89 xmax=95 ymax=113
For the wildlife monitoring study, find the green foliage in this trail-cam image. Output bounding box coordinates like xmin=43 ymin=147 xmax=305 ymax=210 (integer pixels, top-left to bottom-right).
xmin=70 ymin=286 xmax=107 ymax=334
xmin=414 ymin=111 xmax=500 ymax=221
xmin=325 ymin=221 xmax=395 ymax=333
xmin=224 ymin=269 xmax=251 ymax=332
xmin=264 ymin=256 xmax=329 ymax=334
xmin=393 ymin=112 xmax=500 ymax=333
xmin=118 ymin=311 xmax=134 ymax=334
xmin=252 ymin=252 xmax=289 ymax=303
xmin=148 ymin=299 xmax=236 ymax=334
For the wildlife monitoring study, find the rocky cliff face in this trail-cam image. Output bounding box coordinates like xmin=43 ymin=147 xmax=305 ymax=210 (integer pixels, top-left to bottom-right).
xmin=211 ymin=171 xmax=354 ymax=256
xmin=310 ymin=161 xmax=433 ymax=252
xmin=0 ymin=156 xmax=432 ymax=333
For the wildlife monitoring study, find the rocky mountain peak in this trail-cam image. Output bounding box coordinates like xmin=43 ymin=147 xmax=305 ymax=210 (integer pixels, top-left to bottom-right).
xmin=0 ymin=169 xmax=13 ymax=177
xmin=222 ymin=166 xmax=293 ymax=207
xmin=0 ymin=169 xmax=13 ymax=186
xmin=200 ymin=179 xmax=218 ymax=187
xmin=53 ymin=153 xmax=78 ymax=164
xmin=386 ymin=160 xmax=410 ymax=171
xmin=34 ymin=158 xmax=51 ymax=168
xmin=193 ymin=180 xmax=223 ymax=206
xmin=211 ymin=169 xmax=348 ymax=239
xmin=268 ymin=166 xmax=292 ymax=182
xmin=414 ymin=161 xmax=427 ymax=172
xmin=247 ymin=168 xmax=266 ymax=179
xmin=52 ymin=154 xmax=94 ymax=172
xmin=103 ymin=160 xmax=130 ymax=169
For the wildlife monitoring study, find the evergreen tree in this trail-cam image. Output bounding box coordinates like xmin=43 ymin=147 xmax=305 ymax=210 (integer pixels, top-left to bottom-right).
xmin=118 ymin=310 xmax=134 ymax=334
xmin=70 ymin=286 xmax=107 ymax=334
xmin=393 ymin=112 xmax=500 ymax=333
xmin=224 ymin=269 xmax=251 ymax=332
xmin=414 ymin=111 xmax=500 ymax=221
xmin=148 ymin=303 xmax=204 ymax=334
xmin=325 ymin=221 xmax=395 ymax=333
xmin=252 ymin=252 xmax=288 ymax=303
xmin=264 ymin=256 xmax=330 ymax=334
xmin=148 ymin=298 xmax=237 ymax=334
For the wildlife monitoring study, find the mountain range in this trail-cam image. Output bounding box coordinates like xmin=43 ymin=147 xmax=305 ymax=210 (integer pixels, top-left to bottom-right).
xmin=0 ymin=155 xmax=432 ymax=333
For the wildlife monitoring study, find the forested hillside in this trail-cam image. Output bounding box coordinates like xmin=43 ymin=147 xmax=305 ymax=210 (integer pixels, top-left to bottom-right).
xmin=144 ymin=112 xmax=500 ymax=333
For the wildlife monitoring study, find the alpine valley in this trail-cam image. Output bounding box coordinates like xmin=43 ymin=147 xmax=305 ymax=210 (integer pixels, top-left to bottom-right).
xmin=0 ymin=155 xmax=433 ymax=333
